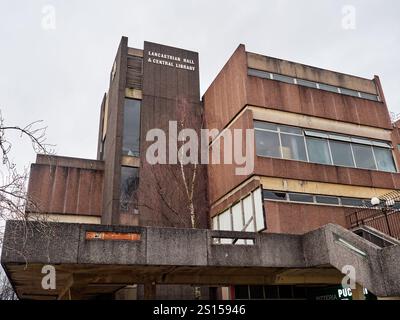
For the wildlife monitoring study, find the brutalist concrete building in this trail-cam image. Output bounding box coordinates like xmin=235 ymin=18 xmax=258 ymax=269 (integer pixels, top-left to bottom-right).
xmin=2 ymin=37 xmax=400 ymax=300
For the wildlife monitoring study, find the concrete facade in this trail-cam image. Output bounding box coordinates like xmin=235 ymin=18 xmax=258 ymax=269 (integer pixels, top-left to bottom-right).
xmin=2 ymin=38 xmax=400 ymax=299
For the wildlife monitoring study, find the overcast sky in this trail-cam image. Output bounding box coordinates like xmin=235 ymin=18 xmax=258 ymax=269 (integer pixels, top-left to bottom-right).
xmin=0 ymin=0 xmax=399 ymax=170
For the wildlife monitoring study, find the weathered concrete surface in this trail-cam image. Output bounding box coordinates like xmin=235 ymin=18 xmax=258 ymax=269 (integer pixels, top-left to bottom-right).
xmin=2 ymin=221 xmax=400 ymax=299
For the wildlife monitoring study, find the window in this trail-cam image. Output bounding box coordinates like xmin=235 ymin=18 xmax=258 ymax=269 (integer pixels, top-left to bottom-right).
xmin=263 ymin=191 xmax=287 ymax=201
xmin=213 ymin=188 xmax=266 ymax=235
xmin=373 ymin=147 xmax=396 ymax=172
xmin=248 ymin=68 xmax=271 ymax=79
xmin=318 ymin=83 xmax=339 ymax=93
xmin=122 ymin=99 xmax=141 ymax=157
xmin=255 ymin=130 xmax=281 ymax=158
xmin=288 ymin=193 xmax=314 ymax=203
xmin=120 ymin=166 xmax=139 ymax=213
xmin=280 ymin=133 xmax=307 ymax=161
xmin=272 ymin=73 xmax=295 ymax=84
xmin=316 ymin=195 xmax=340 ymax=205
xmin=254 ymin=121 xmax=396 ymax=172
xmin=352 ymin=144 xmax=376 ymax=170
xmin=306 ymin=137 xmax=332 ymax=165
xmin=340 ymin=88 xmax=360 ymax=97
xmin=360 ymin=92 xmax=379 ymax=101
xmin=248 ymin=69 xmax=380 ymax=102
xmin=296 ymin=78 xmax=317 ymax=89
xmin=329 ymin=140 xmax=355 ymax=167
xmin=341 ymin=197 xmax=364 ymax=207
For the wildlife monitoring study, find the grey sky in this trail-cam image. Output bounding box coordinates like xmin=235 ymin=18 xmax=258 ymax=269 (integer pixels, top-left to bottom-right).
xmin=0 ymin=0 xmax=399 ymax=170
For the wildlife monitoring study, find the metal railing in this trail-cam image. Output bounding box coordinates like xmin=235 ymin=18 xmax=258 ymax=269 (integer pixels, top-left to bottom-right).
xmin=345 ymin=190 xmax=400 ymax=240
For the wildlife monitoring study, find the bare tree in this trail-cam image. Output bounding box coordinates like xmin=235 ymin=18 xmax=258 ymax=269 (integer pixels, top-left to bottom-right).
xmin=0 ymin=110 xmax=54 ymax=299
xmin=0 ymin=267 xmax=17 ymax=300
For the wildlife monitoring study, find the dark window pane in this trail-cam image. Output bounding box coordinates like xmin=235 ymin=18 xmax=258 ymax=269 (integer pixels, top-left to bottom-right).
xmin=319 ymin=83 xmax=339 ymax=93
xmin=316 ymin=196 xmax=340 ymax=205
xmin=329 ymin=140 xmax=355 ymax=167
xmin=306 ymin=137 xmax=332 ymax=165
xmin=279 ymin=286 xmax=293 ymax=299
xmin=249 ymin=286 xmax=264 ymax=299
xmin=255 ymin=130 xmax=281 ymax=158
xmin=248 ymin=68 xmax=271 ymax=79
xmin=272 ymin=73 xmax=295 ymax=84
xmin=360 ymin=92 xmax=379 ymax=101
xmin=254 ymin=121 xmax=278 ymax=131
xmin=293 ymin=286 xmax=308 ymax=299
xmin=279 ymin=125 xmax=302 ymax=135
xmin=341 ymin=197 xmax=364 ymax=207
xmin=340 ymin=88 xmax=359 ymax=97
xmin=265 ymin=286 xmax=279 ymax=299
xmin=235 ymin=286 xmax=249 ymax=299
xmin=122 ymin=99 xmax=141 ymax=156
xmin=296 ymin=78 xmax=317 ymax=89
xmin=120 ymin=166 xmax=139 ymax=213
xmin=263 ymin=190 xmax=287 ymax=201
xmin=288 ymin=193 xmax=314 ymax=203
xmin=373 ymin=147 xmax=396 ymax=172
xmin=352 ymin=144 xmax=376 ymax=170
xmin=280 ymin=133 xmax=307 ymax=161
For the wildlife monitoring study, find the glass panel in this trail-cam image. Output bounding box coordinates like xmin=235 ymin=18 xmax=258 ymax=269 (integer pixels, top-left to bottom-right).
xmin=316 ymin=196 xmax=340 ymax=205
xmin=249 ymin=286 xmax=264 ymax=299
xmin=340 ymin=88 xmax=360 ymax=97
xmin=304 ymin=130 xmax=328 ymax=139
xmin=232 ymin=202 xmax=245 ymax=244
xmin=235 ymin=286 xmax=250 ymax=299
xmin=352 ymin=144 xmax=377 ymax=170
xmin=359 ymin=92 xmax=379 ymax=101
xmin=280 ymin=133 xmax=307 ymax=161
xmin=372 ymin=140 xmax=391 ymax=148
xmin=253 ymin=188 xmax=265 ymax=232
xmin=329 ymin=134 xmax=351 ymax=142
xmin=248 ymin=68 xmax=271 ymax=79
xmin=272 ymin=73 xmax=295 ymax=84
xmin=263 ymin=190 xmax=287 ymax=201
xmin=122 ymin=99 xmax=141 ymax=156
xmin=212 ymin=216 xmax=219 ymax=230
xmin=352 ymin=137 xmax=372 ymax=145
xmin=373 ymin=147 xmax=396 ymax=172
xmin=306 ymin=137 xmax=332 ymax=165
xmin=296 ymin=78 xmax=318 ymax=89
xmin=120 ymin=166 xmax=139 ymax=213
xmin=279 ymin=125 xmax=302 ymax=135
xmin=329 ymin=140 xmax=355 ymax=167
xmin=265 ymin=286 xmax=279 ymax=299
xmin=319 ymin=83 xmax=340 ymax=93
xmin=254 ymin=121 xmax=278 ymax=131
xmin=219 ymin=210 xmax=231 ymax=231
xmin=243 ymin=195 xmax=255 ymax=232
xmin=288 ymin=193 xmax=314 ymax=203
xmin=255 ymin=130 xmax=281 ymax=158
xmin=341 ymin=197 xmax=364 ymax=207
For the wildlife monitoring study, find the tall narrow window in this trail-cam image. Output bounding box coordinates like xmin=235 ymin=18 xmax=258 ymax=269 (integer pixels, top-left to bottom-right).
xmin=122 ymin=99 xmax=141 ymax=157
xmin=120 ymin=166 xmax=139 ymax=214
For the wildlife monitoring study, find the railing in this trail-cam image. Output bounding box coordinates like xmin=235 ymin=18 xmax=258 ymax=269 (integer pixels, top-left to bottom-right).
xmin=345 ymin=191 xmax=400 ymax=240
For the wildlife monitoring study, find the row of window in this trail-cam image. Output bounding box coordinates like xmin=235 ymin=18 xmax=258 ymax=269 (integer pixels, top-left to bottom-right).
xmin=254 ymin=121 xmax=397 ymax=172
xmin=264 ymin=189 xmax=394 ymax=208
xmin=212 ymin=188 xmax=265 ymax=244
xmin=248 ymin=68 xmax=380 ymax=102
